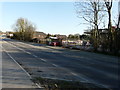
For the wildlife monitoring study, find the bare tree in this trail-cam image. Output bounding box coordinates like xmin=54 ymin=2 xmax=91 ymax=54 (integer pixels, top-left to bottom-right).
xmin=75 ymin=0 xmax=105 ymax=51
xmin=104 ymin=0 xmax=113 ymax=52
xmin=13 ymin=18 xmax=36 ymax=41
xmin=113 ymin=1 xmax=120 ymax=55
xmin=24 ymin=24 xmax=36 ymax=41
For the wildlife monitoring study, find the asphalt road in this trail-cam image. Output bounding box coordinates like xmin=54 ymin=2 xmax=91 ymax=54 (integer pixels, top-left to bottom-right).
xmin=1 ymin=38 xmax=120 ymax=90
xmin=1 ymin=38 xmax=42 ymax=89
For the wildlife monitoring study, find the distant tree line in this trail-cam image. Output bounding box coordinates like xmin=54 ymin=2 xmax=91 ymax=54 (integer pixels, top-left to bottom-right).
xmin=45 ymin=33 xmax=57 ymax=39
xmin=67 ymin=34 xmax=90 ymax=40
xmin=46 ymin=33 xmax=90 ymax=41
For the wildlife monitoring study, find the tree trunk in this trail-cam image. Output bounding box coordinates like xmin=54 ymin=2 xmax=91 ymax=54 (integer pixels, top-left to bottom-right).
xmin=108 ymin=10 xmax=113 ymax=52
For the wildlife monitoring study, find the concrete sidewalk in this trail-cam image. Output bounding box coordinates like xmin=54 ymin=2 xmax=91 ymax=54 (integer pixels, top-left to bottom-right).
xmin=2 ymin=47 xmax=37 ymax=88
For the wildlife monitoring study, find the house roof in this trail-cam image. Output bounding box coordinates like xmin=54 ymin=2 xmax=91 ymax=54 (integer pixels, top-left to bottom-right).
xmin=34 ymin=31 xmax=46 ymax=36
xmin=55 ymin=34 xmax=67 ymax=39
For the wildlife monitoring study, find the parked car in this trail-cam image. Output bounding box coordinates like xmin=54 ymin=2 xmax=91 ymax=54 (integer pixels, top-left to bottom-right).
xmin=46 ymin=37 xmax=62 ymax=46
xmin=49 ymin=41 xmax=61 ymax=46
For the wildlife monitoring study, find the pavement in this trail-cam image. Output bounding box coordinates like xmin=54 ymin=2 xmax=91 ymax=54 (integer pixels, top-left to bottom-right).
xmin=1 ymin=38 xmax=120 ymax=90
xmin=1 ymin=39 xmax=43 ymax=89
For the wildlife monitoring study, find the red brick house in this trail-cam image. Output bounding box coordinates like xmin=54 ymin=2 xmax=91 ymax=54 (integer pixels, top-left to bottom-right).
xmin=32 ymin=31 xmax=47 ymax=43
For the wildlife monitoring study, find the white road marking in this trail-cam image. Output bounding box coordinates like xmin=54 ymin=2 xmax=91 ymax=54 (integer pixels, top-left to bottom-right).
xmin=26 ymin=52 xmax=31 ymax=54
xmin=2 ymin=40 xmax=111 ymax=89
xmin=70 ymin=72 xmax=110 ymax=89
xmin=40 ymin=58 xmax=47 ymax=62
xmin=3 ymin=40 xmax=38 ymax=58
xmin=33 ymin=55 xmax=38 ymax=58
xmin=2 ymin=47 xmax=32 ymax=79
xmin=2 ymin=47 xmax=42 ymax=88
xmin=70 ymin=72 xmax=90 ymax=82
xmin=3 ymin=40 xmax=25 ymax=52
xmin=71 ymin=72 xmax=78 ymax=76
xmin=3 ymin=40 xmax=48 ymax=64
xmin=52 ymin=64 xmax=59 ymax=67
xmin=35 ymin=83 xmax=43 ymax=88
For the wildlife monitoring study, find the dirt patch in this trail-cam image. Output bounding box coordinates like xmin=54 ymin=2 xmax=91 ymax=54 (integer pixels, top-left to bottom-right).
xmin=32 ymin=77 xmax=109 ymax=90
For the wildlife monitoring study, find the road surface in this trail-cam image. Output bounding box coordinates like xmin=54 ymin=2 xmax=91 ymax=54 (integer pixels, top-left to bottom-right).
xmin=1 ymin=38 xmax=120 ymax=90
xmin=1 ymin=38 xmax=42 ymax=89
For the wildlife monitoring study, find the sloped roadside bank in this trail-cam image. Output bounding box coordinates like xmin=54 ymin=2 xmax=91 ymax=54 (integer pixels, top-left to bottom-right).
xmin=32 ymin=77 xmax=110 ymax=90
